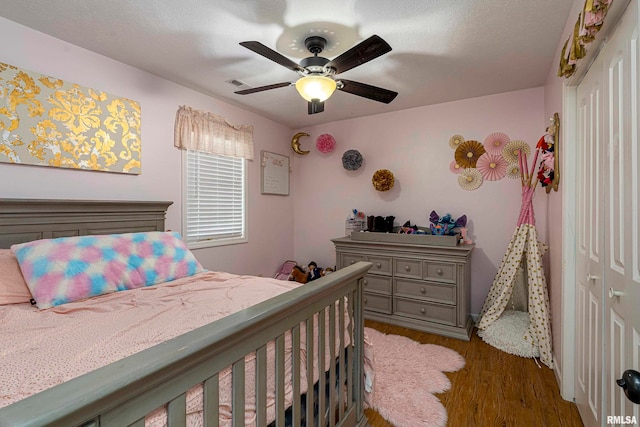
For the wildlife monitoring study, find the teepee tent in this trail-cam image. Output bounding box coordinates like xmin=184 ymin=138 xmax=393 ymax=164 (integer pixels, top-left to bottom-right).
xmin=476 ymin=143 xmax=553 ymax=369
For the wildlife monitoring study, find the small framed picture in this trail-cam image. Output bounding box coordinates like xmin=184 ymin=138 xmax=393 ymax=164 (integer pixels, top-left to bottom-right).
xmin=261 ymin=151 xmax=290 ymax=195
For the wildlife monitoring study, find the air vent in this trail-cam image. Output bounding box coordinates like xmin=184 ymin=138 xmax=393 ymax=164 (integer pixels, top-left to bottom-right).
xmin=226 ymin=79 xmax=247 ymax=87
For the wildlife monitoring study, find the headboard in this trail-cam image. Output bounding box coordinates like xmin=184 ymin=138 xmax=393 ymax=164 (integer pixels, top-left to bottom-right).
xmin=0 ymin=199 xmax=173 ymax=249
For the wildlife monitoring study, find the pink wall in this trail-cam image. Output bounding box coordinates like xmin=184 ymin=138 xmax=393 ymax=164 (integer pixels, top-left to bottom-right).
xmin=542 ymin=0 xmax=585 ymax=389
xmin=291 ymin=88 xmax=547 ymax=314
xmin=0 ymin=17 xmax=295 ymax=277
xmin=0 ymin=16 xmax=563 ymax=326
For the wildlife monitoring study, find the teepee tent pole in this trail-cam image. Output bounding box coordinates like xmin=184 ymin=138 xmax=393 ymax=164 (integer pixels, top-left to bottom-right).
xmin=526 ymin=148 xmax=540 ymax=188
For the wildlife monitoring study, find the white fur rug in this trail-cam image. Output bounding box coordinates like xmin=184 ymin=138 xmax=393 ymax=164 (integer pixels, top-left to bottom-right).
xmin=364 ymin=327 xmax=465 ymax=427
xmin=477 ymin=310 xmax=540 ymax=358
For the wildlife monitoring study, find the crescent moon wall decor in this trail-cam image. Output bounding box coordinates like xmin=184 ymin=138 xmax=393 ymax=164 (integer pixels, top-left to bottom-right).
xmin=291 ymin=132 xmax=310 ymax=155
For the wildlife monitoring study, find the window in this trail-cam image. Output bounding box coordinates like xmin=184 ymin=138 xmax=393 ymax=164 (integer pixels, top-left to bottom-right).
xmin=183 ymin=150 xmax=247 ymax=248
xmin=174 ymin=105 xmax=253 ymax=248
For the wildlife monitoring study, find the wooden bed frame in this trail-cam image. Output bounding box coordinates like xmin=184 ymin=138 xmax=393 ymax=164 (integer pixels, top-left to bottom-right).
xmin=0 ymin=199 xmax=371 ymax=427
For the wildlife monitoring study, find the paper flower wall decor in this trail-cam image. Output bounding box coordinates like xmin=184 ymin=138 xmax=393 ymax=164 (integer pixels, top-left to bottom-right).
xmin=449 ymin=160 xmax=463 ymax=174
xmin=341 ymin=149 xmax=363 ymax=171
xmin=372 ymin=169 xmax=395 ymax=192
xmin=458 ymin=168 xmax=483 ymax=191
xmin=449 ymin=134 xmax=465 ymax=149
xmin=502 ymin=140 xmax=531 ymax=163
xmin=483 ymin=132 xmax=511 ymax=155
xmin=476 ymin=153 xmax=508 ymax=181
xmin=506 ymin=163 xmax=521 ymax=179
xmin=454 ymin=140 xmax=486 ymax=169
xmin=316 ymin=133 xmax=336 ymax=153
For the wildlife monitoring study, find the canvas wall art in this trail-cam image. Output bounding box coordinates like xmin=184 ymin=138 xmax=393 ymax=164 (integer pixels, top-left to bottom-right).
xmin=0 ymin=62 xmax=141 ymax=174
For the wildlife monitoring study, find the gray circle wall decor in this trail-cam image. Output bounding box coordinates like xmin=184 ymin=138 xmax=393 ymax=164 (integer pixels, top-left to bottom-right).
xmin=342 ymin=149 xmax=363 ymax=170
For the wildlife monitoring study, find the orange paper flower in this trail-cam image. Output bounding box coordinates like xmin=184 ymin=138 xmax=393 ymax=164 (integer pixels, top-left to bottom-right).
xmin=372 ymin=169 xmax=395 ymax=192
xmin=454 ymin=140 xmax=486 ymax=168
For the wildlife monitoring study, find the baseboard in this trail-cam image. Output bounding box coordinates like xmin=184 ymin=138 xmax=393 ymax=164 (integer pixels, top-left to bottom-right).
xmin=552 ymin=354 xmax=573 ymax=402
xmin=553 ymin=355 xmax=562 ymax=386
xmin=470 ymin=313 xmax=479 ymax=325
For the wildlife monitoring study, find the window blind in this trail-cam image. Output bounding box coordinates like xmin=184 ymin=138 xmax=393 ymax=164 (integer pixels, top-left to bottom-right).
xmin=185 ymin=150 xmax=245 ymax=244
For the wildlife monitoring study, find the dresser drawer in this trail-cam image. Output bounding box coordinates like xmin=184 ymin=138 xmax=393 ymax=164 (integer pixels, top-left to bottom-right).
xmin=394 ymin=258 xmax=422 ymax=279
xmin=333 ymin=236 xmax=473 ymax=340
xmin=340 ymin=252 xmax=366 ymax=268
xmin=393 ymin=298 xmax=456 ymax=326
xmin=367 ymin=255 xmax=392 ymax=275
xmin=364 ymin=293 xmax=392 ymax=314
xmin=363 ymin=274 xmax=392 ymax=294
xmin=424 ymin=261 xmax=456 ymax=283
xmin=394 ymin=278 xmax=456 ymax=305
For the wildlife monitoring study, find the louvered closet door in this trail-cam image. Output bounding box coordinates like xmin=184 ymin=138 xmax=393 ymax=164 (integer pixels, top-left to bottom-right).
xmin=576 ymin=50 xmax=605 ymax=427
xmin=575 ymin=1 xmax=640 ymax=425
xmin=600 ymin=0 xmax=640 ymax=421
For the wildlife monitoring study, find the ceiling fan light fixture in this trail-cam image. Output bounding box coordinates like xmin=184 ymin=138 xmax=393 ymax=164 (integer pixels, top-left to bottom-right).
xmin=295 ymin=75 xmax=337 ymax=102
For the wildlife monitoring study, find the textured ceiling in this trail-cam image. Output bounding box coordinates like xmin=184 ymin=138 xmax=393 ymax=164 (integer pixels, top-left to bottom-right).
xmin=0 ymin=0 xmax=574 ymax=129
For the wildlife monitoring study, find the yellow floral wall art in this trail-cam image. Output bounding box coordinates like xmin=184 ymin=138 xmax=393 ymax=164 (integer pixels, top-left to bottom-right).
xmin=0 ymin=62 xmax=141 ymax=174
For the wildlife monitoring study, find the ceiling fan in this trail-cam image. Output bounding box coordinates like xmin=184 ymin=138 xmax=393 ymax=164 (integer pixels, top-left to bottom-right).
xmin=235 ymin=35 xmax=398 ymax=114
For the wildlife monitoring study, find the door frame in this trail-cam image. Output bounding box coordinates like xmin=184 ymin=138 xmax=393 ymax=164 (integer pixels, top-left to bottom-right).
xmin=560 ymin=83 xmax=578 ymax=401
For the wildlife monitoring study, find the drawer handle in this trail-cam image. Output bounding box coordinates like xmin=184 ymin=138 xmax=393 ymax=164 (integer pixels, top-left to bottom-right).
xmin=420 ymin=308 xmax=426 ymax=314
xmin=376 ymin=262 xmax=382 ymax=268
xmin=420 ymin=287 xmax=426 ymax=294
xmin=364 ymin=297 xmax=368 ymax=304
xmin=436 ymin=268 xmax=443 ymax=275
xmin=350 ymin=260 xmax=355 ymax=265
xmin=404 ymin=265 xmax=411 ymax=272
xmin=363 ymin=280 xmax=368 ymax=286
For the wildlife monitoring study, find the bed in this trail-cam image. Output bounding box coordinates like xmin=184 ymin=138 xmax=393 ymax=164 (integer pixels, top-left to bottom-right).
xmin=0 ymin=198 xmax=371 ymax=427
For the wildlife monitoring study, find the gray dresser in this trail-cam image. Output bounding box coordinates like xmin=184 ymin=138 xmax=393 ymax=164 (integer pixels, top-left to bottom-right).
xmin=332 ymin=236 xmax=474 ymax=340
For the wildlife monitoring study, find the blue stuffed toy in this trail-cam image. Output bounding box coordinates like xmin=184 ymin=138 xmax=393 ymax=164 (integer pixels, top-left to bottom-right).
xmin=429 ymin=211 xmax=467 ymax=236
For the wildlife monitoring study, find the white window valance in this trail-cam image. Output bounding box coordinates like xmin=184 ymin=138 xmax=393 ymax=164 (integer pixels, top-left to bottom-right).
xmin=174 ymin=105 xmax=254 ymax=160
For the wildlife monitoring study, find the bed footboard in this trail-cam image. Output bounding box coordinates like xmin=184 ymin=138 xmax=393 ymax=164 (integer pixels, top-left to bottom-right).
xmin=0 ymin=262 xmax=372 ymax=427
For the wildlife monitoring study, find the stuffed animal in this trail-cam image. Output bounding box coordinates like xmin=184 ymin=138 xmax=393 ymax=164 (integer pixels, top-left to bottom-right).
xmin=398 ymin=220 xmax=418 ymax=234
xmin=429 ymin=211 xmax=467 ymax=236
xmin=290 ymin=265 xmax=308 ymax=284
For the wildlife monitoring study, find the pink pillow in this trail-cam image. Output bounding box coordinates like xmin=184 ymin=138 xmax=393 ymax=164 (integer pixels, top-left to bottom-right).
xmin=0 ymin=249 xmax=33 ymax=305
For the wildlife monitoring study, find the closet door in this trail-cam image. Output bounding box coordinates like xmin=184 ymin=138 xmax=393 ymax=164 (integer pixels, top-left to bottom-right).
xmin=601 ymin=0 xmax=640 ymax=420
xmin=576 ymin=53 xmax=605 ymax=427
xmin=575 ymin=1 xmax=640 ymax=425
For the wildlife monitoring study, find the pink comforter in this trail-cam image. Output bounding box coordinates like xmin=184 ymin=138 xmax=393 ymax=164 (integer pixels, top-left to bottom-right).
xmin=0 ymin=271 xmax=348 ymax=425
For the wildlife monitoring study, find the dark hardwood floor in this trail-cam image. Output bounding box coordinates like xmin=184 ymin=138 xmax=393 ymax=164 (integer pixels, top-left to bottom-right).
xmin=363 ymin=320 xmax=584 ymax=427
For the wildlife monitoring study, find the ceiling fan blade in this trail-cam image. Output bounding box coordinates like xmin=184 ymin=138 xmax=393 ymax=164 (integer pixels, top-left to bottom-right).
xmin=308 ymin=100 xmax=325 ymax=115
xmin=325 ymin=35 xmax=392 ymax=75
xmin=234 ymin=82 xmax=292 ymax=95
xmin=338 ymin=79 xmax=398 ymax=104
xmin=240 ymin=41 xmax=305 ymax=73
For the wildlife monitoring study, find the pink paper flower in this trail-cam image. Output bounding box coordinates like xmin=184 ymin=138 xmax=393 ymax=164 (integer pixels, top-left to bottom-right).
xmin=483 ymin=132 xmax=511 ymax=155
xmin=316 ymin=134 xmax=336 ymax=153
xmin=476 ymin=153 xmax=508 ymax=181
xmin=449 ymin=160 xmax=463 ymax=174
